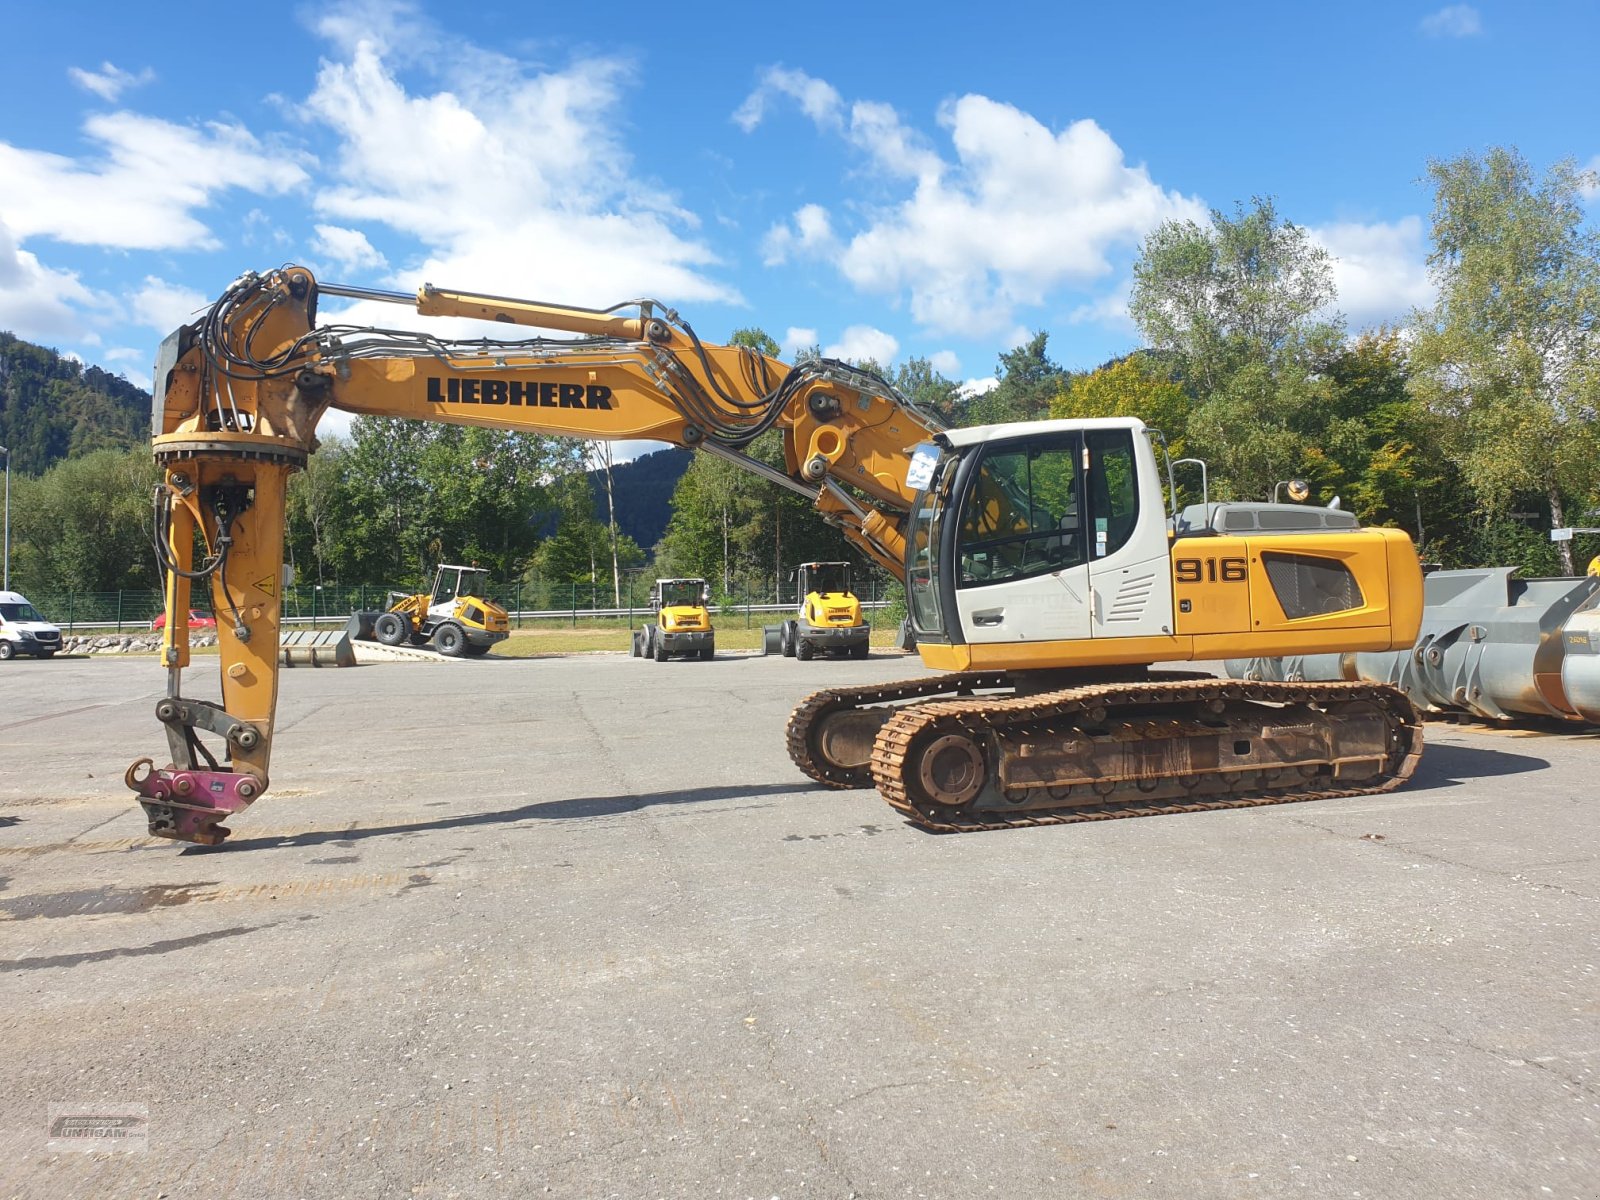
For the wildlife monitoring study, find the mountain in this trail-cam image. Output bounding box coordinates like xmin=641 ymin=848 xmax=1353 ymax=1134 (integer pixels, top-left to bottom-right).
xmin=0 ymin=329 xmax=692 ymax=555
xmin=587 ymin=447 xmax=691 ymax=551
xmin=0 ymin=333 xmax=149 ymax=473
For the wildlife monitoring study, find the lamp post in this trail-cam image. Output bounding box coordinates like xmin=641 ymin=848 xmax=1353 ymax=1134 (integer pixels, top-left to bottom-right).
xmin=1 ymin=444 xmax=9 ymax=592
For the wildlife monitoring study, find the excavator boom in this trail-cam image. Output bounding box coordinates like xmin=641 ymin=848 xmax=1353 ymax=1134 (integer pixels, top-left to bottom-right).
xmin=129 ymin=266 xmax=940 ymax=842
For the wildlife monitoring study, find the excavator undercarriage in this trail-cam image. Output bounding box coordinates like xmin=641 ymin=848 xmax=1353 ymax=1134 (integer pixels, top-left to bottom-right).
xmin=788 ymin=673 xmax=1423 ymax=832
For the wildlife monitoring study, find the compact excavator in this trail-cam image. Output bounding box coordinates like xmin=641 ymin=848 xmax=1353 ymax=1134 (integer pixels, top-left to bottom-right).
xmin=128 ymin=265 xmax=1426 ymax=845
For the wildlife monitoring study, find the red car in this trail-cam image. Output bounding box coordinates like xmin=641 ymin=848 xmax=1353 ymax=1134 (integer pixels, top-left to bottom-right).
xmin=151 ymin=609 xmax=219 ymax=631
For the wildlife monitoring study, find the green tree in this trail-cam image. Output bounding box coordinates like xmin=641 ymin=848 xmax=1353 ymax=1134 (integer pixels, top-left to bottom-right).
xmin=1131 ymin=196 xmax=1336 ymax=397
xmin=1051 ymin=353 xmax=1190 ymax=456
xmin=336 ymin=416 xmax=579 ymax=586
xmin=1306 ymin=331 xmax=1476 ymax=559
xmin=963 ymin=332 xmax=1070 ymax=426
xmin=1409 ymin=147 xmax=1600 ymax=574
xmin=656 ymin=447 xmax=762 ymax=594
xmin=285 ymin=435 xmax=351 ymax=589
xmin=892 ymin=357 xmax=964 ymax=425
xmin=534 ymin=464 xmax=645 ymax=602
xmin=728 ymin=327 xmax=782 ymax=358
xmin=1130 ymin=196 xmax=1346 ymax=499
xmin=8 ymin=447 xmax=160 ymax=594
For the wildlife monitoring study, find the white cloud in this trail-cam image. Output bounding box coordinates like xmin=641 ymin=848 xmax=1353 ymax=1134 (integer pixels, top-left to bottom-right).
xmin=1419 ymin=5 xmax=1482 ymax=37
xmin=960 ymin=376 xmax=998 ymax=398
xmin=781 ymin=326 xmax=818 ymax=359
xmin=1580 ymin=156 xmax=1600 ymax=203
xmin=309 ymin=0 xmax=416 ymax=58
xmin=762 ymin=203 xmax=837 ymax=266
xmin=743 ymin=71 xmax=1205 ymax=337
xmin=0 ymin=112 xmax=309 ymax=251
xmin=101 ymin=347 xmax=153 ymax=391
xmin=733 ymin=66 xmax=843 ymax=134
xmin=312 ymin=223 xmax=388 ymax=272
xmin=129 ymin=275 xmax=209 ymax=332
xmin=1069 ymin=290 xmax=1133 ymax=328
xmin=68 ymin=62 xmax=155 ymax=102
xmin=824 ymin=325 xmax=899 ymax=366
xmin=1311 ymin=216 xmax=1435 ymax=328
xmin=302 ymin=29 xmax=736 ymax=311
xmin=929 ymin=349 xmax=961 ymax=376
xmin=316 ymin=408 xmax=357 ymax=441
xmin=0 ymin=217 xmax=108 ymax=341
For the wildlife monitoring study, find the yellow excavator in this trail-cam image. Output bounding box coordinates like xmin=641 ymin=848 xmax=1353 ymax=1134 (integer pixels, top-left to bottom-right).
xmin=355 ymin=563 xmax=509 ymax=657
xmin=128 ymin=265 xmax=1425 ymax=844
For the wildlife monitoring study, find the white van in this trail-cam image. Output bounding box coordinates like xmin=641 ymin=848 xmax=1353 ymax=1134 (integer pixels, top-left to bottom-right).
xmin=0 ymin=591 xmax=63 ymax=659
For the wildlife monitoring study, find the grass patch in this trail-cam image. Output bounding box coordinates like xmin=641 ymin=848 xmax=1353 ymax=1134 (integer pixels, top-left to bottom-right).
xmin=488 ymin=623 xmax=900 ymax=658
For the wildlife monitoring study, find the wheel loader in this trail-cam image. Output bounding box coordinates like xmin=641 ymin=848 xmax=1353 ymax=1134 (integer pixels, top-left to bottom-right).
xmin=765 ymin=561 xmax=870 ymax=660
xmin=631 ymin=577 xmax=714 ymax=661
xmin=353 ymin=563 xmax=509 ymax=658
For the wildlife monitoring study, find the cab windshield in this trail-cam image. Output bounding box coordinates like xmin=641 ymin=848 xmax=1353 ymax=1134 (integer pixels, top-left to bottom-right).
xmin=805 ymin=564 xmax=851 ymax=595
xmin=433 ymin=570 xmax=488 ymax=604
xmin=0 ymin=602 xmax=44 ymax=623
xmin=907 ymin=453 xmax=954 ymax=637
xmin=659 ymin=582 xmax=703 ymax=608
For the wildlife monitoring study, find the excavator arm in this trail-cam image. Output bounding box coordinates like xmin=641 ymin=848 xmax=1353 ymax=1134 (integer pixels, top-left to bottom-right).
xmin=127 ymin=265 xmax=943 ymax=844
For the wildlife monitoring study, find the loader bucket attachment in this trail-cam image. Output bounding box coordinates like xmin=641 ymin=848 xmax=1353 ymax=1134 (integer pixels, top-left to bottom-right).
xmin=280 ymin=628 xmax=356 ymax=667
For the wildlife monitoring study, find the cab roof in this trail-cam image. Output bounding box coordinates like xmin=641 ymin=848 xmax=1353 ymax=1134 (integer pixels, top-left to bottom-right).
xmin=938 ymin=416 xmax=1148 ymax=449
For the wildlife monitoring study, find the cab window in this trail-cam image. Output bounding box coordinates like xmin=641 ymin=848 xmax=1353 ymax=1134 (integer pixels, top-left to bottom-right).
xmin=1085 ymin=429 xmax=1140 ymax=559
xmin=957 ymin=435 xmax=1084 ymax=588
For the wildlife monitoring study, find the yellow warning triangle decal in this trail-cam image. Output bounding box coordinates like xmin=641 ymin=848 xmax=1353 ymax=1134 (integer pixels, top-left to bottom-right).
xmin=254 ymin=575 xmax=277 ymax=597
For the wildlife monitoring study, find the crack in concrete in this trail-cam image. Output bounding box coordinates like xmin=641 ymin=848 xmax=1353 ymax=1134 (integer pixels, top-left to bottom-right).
xmin=1441 ymin=1024 xmax=1600 ymax=1102
xmin=1290 ymin=817 xmax=1597 ymax=904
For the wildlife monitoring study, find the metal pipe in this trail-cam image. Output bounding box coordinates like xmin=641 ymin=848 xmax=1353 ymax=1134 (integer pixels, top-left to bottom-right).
xmin=1228 ymin=568 xmax=1600 ymax=725
xmin=698 ymin=440 xmax=820 ymax=500
xmin=314 ymin=281 xmax=416 ymax=305
xmin=2 ymin=443 xmax=9 ymax=591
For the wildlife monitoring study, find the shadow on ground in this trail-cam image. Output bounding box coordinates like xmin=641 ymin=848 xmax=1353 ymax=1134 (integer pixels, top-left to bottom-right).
xmin=190 ymin=781 xmax=815 ymax=853
xmin=1405 ymin=740 xmax=1549 ymax=792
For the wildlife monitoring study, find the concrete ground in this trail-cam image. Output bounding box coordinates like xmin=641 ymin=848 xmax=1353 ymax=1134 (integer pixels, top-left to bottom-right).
xmin=0 ymin=650 xmax=1595 ymax=1200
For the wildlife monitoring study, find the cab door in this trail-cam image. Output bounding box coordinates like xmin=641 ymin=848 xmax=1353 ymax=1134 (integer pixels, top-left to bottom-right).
xmin=1083 ymin=426 xmax=1175 ymax=639
xmin=951 ymin=432 xmax=1093 ymax=645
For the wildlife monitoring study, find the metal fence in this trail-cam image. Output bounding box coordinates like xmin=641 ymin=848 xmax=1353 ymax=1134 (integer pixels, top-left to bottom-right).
xmin=27 ymin=578 xmax=900 ymax=634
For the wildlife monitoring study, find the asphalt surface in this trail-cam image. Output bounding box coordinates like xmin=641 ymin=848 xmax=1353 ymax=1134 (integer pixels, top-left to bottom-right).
xmin=0 ymin=650 xmax=1596 ymax=1199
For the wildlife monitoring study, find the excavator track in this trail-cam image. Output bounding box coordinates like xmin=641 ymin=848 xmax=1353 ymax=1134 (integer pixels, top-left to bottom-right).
xmin=786 ymin=672 xmax=1014 ymax=788
xmin=868 ymin=678 xmax=1423 ymax=832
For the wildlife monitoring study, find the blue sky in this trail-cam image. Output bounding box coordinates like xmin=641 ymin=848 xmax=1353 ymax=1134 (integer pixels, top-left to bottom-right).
xmin=1 ymin=0 xmax=1596 ymax=440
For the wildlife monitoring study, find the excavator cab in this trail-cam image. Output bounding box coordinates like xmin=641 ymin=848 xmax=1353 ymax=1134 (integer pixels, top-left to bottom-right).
xmin=905 ymin=416 xmax=1418 ymax=675
xmin=906 ymin=419 xmax=1172 ymax=660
